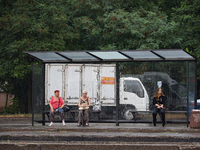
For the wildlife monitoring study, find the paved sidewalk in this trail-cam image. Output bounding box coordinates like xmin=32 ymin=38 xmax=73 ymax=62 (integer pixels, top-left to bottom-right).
xmin=1 ymin=123 xmax=200 ymax=139
xmin=0 ymin=120 xmax=200 ymax=150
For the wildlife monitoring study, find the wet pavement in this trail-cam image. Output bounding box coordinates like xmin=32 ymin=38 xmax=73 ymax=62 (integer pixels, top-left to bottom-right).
xmin=0 ymin=123 xmax=200 ymax=140
xmin=0 ymin=119 xmax=200 ymax=149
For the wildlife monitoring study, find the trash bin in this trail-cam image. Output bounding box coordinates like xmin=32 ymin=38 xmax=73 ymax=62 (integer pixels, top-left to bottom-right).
xmin=190 ymin=109 xmax=200 ymax=129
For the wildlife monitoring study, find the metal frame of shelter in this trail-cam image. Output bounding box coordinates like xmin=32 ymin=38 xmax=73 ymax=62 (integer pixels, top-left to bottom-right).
xmin=25 ymin=49 xmax=197 ymax=127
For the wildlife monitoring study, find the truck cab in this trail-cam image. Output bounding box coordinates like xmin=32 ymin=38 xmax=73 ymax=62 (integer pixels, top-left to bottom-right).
xmin=120 ymin=77 xmax=149 ymax=120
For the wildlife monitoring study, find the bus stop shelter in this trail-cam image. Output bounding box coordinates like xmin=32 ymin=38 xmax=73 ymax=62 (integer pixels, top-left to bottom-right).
xmin=25 ymin=49 xmax=197 ymax=127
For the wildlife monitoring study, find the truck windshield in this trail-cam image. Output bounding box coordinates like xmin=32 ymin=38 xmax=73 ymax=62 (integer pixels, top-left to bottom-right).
xmin=124 ymin=80 xmax=144 ymax=98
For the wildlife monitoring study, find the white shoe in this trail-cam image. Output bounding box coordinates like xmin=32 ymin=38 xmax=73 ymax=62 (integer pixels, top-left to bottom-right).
xmin=63 ymin=121 xmax=65 ymax=126
xmin=49 ymin=122 xmax=53 ymax=126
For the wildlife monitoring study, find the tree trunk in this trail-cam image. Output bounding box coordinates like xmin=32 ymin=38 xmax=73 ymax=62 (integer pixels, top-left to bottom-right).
xmin=5 ymin=92 xmax=8 ymax=109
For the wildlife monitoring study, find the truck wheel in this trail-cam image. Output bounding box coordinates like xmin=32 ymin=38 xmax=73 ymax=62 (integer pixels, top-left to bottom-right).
xmin=123 ymin=109 xmax=136 ymax=120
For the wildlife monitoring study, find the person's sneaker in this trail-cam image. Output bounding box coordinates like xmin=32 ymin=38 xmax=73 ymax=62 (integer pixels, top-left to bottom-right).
xmin=63 ymin=121 xmax=66 ymax=126
xmin=49 ymin=122 xmax=53 ymax=126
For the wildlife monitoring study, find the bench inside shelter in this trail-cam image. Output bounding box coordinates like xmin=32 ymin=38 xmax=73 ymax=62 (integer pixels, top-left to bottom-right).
xmin=129 ymin=110 xmax=187 ymax=122
xmin=43 ymin=106 xmax=101 ymax=122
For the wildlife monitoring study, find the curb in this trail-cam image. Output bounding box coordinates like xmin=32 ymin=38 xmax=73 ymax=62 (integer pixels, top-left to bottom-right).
xmin=1 ymin=135 xmax=200 ymax=143
xmin=1 ymin=142 xmax=200 ymax=150
xmin=1 ymin=126 xmax=200 ymax=133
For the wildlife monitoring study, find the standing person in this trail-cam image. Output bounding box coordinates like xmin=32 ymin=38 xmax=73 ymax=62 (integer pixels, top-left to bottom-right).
xmin=77 ymin=91 xmax=91 ymax=127
xmin=49 ymin=90 xmax=65 ymax=126
xmin=152 ymin=87 xmax=166 ymax=127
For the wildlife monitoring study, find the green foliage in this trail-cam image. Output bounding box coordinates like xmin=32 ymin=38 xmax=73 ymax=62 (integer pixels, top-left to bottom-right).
xmin=0 ymin=0 xmax=75 ymax=113
xmin=0 ymin=0 xmax=183 ymax=89
xmin=0 ymin=0 xmax=200 ymax=113
xmin=0 ymin=0 xmax=76 ymax=81
xmin=172 ymin=0 xmax=200 ymax=77
xmin=3 ymin=97 xmax=20 ymax=114
xmin=101 ymin=8 xmax=181 ymax=50
xmin=65 ymin=0 xmax=182 ymax=50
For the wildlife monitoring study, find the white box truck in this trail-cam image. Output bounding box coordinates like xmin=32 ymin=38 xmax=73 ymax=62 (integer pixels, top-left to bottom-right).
xmin=45 ymin=64 xmax=149 ymax=120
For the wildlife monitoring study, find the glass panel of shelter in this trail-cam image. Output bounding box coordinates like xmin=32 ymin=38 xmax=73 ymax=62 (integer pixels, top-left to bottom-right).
xmin=119 ymin=61 xmax=188 ymax=122
xmin=32 ymin=64 xmax=43 ymax=122
xmin=188 ymin=62 xmax=195 ymax=121
xmin=28 ymin=52 xmax=68 ymax=61
xmin=89 ymin=52 xmax=128 ymax=60
xmin=153 ymin=50 xmax=193 ymax=59
xmin=121 ymin=51 xmax=161 ymax=60
xmin=57 ymin=52 xmax=99 ymax=61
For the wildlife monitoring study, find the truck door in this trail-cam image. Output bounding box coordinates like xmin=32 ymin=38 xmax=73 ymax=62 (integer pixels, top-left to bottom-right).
xmin=65 ymin=64 xmax=82 ymax=105
xmin=82 ymin=64 xmax=98 ymax=105
xmin=45 ymin=64 xmax=65 ymax=105
xmin=100 ymin=65 xmax=115 ymax=106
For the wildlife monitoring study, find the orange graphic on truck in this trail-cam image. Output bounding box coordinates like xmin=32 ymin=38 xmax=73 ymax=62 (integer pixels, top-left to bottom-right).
xmin=101 ymin=77 xmax=115 ymax=85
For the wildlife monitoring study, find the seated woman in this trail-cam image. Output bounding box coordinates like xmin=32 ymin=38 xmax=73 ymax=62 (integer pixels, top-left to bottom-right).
xmin=49 ymin=90 xmax=65 ymax=126
xmin=152 ymin=87 xmax=166 ymax=127
xmin=77 ymin=91 xmax=91 ymax=127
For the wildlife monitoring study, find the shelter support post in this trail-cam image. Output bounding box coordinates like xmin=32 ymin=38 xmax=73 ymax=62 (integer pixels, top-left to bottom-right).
xmin=116 ymin=62 xmax=119 ymax=126
xmin=187 ymin=61 xmax=189 ymax=128
xmin=32 ymin=64 xmax=34 ymax=126
xmin=194 ymin=61 xmax=197 ymax=109
xmin=42 ymin=63 xmax=45 ymax=126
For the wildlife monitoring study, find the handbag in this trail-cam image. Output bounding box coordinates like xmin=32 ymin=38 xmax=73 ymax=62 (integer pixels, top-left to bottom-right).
xmin=58 ymin=97 xmax=70 ymax=112
xmin=79 ymin=100 xmax=89 ymax=110
xmin=63 ymin=106 xmax=70 ymax=112
xmin=93 ymin=101 xmax=101 ymax=111
xmin=58 ymin=108 xmax=63 ymax=112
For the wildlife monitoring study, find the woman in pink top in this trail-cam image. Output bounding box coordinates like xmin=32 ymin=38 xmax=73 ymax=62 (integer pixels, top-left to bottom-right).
xmin=49 ymin=90 xmax=65 ymax=126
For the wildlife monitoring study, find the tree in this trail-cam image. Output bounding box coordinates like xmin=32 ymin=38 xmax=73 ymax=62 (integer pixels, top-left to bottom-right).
xmin=0 ymin=0 xmax=197 ymax=113
xmin=66 ymin=0 xmax=182 ymax=50
xmin=172 ymin=0 xmax=200 ymax=97
xmin=172 ymin=0 xmax=200 ymax=66
xmin=0 ymin=0 xmax=76 ymax=112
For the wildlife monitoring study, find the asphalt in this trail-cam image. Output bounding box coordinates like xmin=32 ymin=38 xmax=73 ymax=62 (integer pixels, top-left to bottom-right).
xmin=0 ymin=118 xmax=200 ymax=150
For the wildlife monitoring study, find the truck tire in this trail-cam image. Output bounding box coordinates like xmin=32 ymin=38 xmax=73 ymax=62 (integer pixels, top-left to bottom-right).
xmin=123 ymin=107 xmax=137 ymax=120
